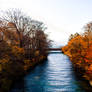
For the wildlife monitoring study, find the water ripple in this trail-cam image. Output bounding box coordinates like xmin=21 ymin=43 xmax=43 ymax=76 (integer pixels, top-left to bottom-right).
xmin=11 ymin=53 xmax=85 ymax=92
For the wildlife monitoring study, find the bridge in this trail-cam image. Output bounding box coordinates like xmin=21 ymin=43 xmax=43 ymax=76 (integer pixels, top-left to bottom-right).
xmin=46 ymin=48 xmax=61 ymax=51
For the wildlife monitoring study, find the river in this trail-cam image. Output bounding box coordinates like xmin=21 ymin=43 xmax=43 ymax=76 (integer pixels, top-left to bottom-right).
xmin=10 ymin=51 xmax=86 ymax=92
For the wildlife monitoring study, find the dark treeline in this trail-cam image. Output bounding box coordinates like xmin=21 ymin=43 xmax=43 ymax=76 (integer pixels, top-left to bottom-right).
xmin=0 ymin=9 xmax=51 ymax=92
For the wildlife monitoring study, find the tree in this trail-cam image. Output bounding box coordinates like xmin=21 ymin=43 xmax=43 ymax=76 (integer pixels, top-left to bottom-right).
xmin=0 ymin=9 xmax=33 ymax=47
xmin=0 ymin=9 xmax=50 ymax=59
xmin=69 ymin=32 xmax=80 ymax=41
xmin=0 ymin=9 xmax=47 ymax=49
xmin=84 ymin=22 xmax=92 ymax=48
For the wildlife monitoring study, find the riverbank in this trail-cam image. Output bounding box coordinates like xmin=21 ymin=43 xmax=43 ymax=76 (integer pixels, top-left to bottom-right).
xmin=62 ymin=47 xmax=92 ymax=86
xmin=0 ymin=41 xmax=48 ymax=92
xmin=62 ymin=50 xmax=92 ymax=92
xmin=61 ymin=29 xmax=92 ymax=87
xmin=0 ymin=41 xmax=49 ymax=92
xmin=0 ymin=9 xmax=50 ymax=92
xmin=10 ymin=54 xmax=48 ymax=92
xmin=10 ymin=52 xmax=87 ymax=92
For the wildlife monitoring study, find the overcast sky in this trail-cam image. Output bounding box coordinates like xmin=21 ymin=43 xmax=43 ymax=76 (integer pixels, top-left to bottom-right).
xmin=0 ymin=0 xmax=92 ymax=45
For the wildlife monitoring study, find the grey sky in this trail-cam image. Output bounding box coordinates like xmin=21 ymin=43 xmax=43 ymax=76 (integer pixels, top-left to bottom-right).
xmin=0 ymin=0 xmax=92 ymax=45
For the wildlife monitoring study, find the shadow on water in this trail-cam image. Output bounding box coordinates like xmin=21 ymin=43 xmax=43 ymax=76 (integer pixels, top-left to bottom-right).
xmin=72 ymin=67 xmax=92 ymax=92
xmin=10 ymin=52 xmax=92 ymax=92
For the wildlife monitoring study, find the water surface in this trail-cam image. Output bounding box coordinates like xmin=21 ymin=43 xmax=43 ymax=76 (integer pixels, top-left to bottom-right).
xmin=11 ymin=52 xmax=85 ymax=92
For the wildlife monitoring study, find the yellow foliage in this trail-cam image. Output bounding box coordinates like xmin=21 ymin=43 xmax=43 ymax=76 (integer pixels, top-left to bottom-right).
xmin=24 ymin=65 xmax=28 ymax=71
xmin=24 ymin=59 xmax=30 ymax=65
xmin=12 ymin=46 xmax=24 ymax=55
xmin=0 ymin=64 xmax=2 ymax=72
xmin=35 ymin=50 xmax=40 ymax=56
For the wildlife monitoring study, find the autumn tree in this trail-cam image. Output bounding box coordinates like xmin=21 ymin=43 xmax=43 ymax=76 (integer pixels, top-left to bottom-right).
xmin=0 ymin=9 xmax=50 ymax=92
xmin=84 ymin=22 xmax=92 ymax=48
xmin=69 ymin=32 xmax=80 ymax=41
xmin=0 ymin=9 xmax=49 ymax=52
xmin=0 ymin=9 xmax=35 ymax=47
xmin=62 ymin=22 xmax=92 ymax=82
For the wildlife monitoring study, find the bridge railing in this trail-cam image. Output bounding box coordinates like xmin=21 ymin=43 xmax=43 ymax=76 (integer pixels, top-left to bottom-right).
xmin=46 ymin=48 xmax=61 ymax=51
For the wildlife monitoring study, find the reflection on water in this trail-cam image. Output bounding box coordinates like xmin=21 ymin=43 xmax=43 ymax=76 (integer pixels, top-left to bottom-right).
xmin=11 ymin=52 xmax=86 ymax=92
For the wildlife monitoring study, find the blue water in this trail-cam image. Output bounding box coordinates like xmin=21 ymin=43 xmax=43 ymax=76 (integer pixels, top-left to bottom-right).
xmin=11 ymin=52 xmax=85 ymax=92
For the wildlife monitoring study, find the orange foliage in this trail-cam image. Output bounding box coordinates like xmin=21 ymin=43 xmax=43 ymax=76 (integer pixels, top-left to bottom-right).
xmin=12 ymin=46 xmax=24 ymax=55
xmin=62 ymin=31 xmax=92 ymax=81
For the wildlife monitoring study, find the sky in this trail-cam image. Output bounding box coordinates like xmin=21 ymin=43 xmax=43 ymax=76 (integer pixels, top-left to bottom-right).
xmin=0 ymin=0 xmax=92 ymax=45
